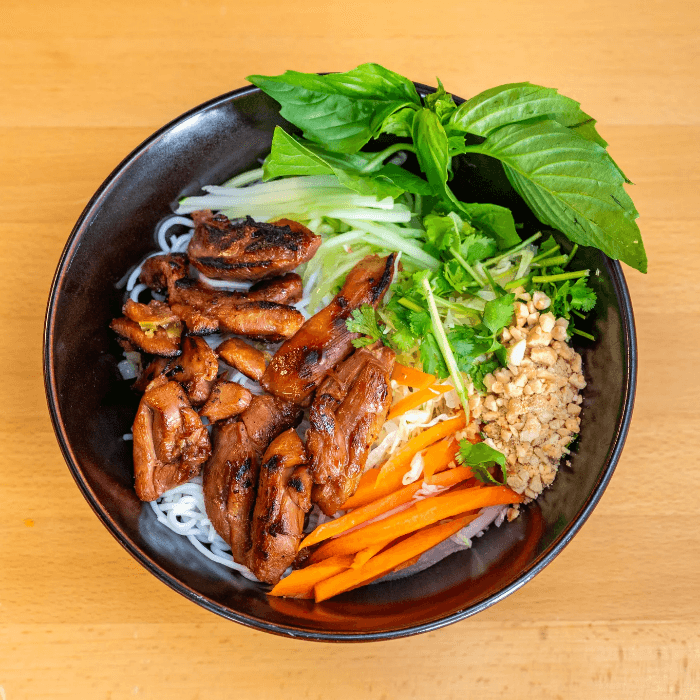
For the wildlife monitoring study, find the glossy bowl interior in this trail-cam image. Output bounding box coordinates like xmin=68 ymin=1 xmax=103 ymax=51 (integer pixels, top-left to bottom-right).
xmin=44 ymin=83 xmax=637 ymax=641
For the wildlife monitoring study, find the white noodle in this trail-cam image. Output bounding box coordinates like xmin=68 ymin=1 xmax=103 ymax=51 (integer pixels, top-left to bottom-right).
xmin=129 ymin=283 xmax=148 ymax=302
xmin=156 ymin=215 xmax=195 ymax=251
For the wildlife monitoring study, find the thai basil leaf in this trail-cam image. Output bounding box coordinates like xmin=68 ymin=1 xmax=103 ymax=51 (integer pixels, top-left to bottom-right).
xmin=247 ymin=64 xmax=421 ymax=153
xmin=373 ymin=163 xmax=433 ymax=195
xmin=424 ymin=78 xmax=457 ymax=123
xmin=412 ymin=108 xmax=457 ymax=207
xmin=463 ymin=120 xmax=647 ymax=272
xmin=263 ymin=127 xmax=404 ymax=199
xmin=449 ymin=82 xmax=607 ymax=146
xmin=380 ymin=107 xmax=416 ymax=137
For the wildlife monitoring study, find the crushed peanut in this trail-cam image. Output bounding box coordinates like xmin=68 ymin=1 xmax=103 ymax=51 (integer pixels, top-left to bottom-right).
xmin=481 ymin=292 xmax=585 ymax=507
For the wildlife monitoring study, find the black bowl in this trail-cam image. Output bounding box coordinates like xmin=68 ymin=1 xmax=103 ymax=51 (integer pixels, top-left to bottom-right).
xmin=44 ymin=82 xmax=637 ymax=641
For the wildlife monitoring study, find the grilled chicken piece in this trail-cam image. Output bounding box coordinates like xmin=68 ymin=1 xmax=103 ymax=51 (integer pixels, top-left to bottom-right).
xmin=250 ymin=430 xmax=312 ymax=584
xmin=199 ymin=379 xmax=252 ymax=422
xmin=166 ymin=336 xmax=218 ymax=405
xmin=246 ymin=273 xmax=303 ymax=305
xmin=203 ymin=419 xmax=256 ymax=555
xmin=139 ymin=254 xmax=305 ymax=340
xmin=308 ymin=344 xmax=395 ymax=515
xmin=202 ymin=394 xmax=302 ymax=564
xmin=123 ymin=299 xmax=180 ymax=327
xmin=132 ymin=380 xmax=211 ymax=501
xmin=133 ymin=357 xmax=171 ymax=393
xmin=188 ymin=212 xmax=321 ymax=281
xmin=216 ymin=338 xmax=267 ymax=381
xmin=169 ymin=288 xmax=304 ymax=340
xmin=239 ymin=394 xmax=302 ymax=455
xmin=110 ymin=317 xmax=181 ymax=357
xmin=140 ymin=253 xmax=303 ymax=306
xmin=139 ymin=253 xmax=189 ymax=294
xmin=261 ymin=254 xmax=396 ymax=405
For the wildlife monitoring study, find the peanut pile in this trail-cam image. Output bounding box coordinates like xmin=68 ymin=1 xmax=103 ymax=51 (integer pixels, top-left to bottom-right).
xmin=470 ymin=289 xmax=586 ymax=519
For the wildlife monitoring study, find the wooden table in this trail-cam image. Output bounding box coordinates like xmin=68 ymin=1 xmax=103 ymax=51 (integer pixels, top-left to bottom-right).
xmin=2 ymin=0 xmax=698 ymax=697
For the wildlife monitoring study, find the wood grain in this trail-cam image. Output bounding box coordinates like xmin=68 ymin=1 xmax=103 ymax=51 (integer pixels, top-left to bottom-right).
xmin=1 ymin=0 xmax=698 ymax=697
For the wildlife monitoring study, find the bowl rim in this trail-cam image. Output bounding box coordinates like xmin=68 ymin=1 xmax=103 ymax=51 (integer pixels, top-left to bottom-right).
xmin=43 ymin=82 xmax=638 ymax=642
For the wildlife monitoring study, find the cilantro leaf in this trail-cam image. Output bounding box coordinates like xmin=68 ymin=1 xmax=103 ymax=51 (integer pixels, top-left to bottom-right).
xmin=569 ymin=277 xmax=597 ymax=312
xmin=459 ymin=233 xmax=498 ymax=264
xmin=408 ymin=310 xmax=432 ymax=336
xmin=458 ymin=202 xmax=521 ymax=249
xmin=457 ymin=440 xmax=508 ymax=485
xmin=446 ymin=326 xmax=491 ymax=373
xmin=420 ymin=333 xmax=448 ymax=378
xmin=481 ymin=294 xmax=516 ymax=334
xmin=468 ymin=358 xmax=499 ymax=393
xmin=545 ymin=275 xmax=597 ymax=320
xmin=346 ymin=304 xmax=384 ymax=347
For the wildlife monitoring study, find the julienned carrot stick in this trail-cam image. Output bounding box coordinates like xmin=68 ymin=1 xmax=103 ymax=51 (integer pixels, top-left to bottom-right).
xmin=421 ymin=438 xmax=459 ymax=481
xmin=309 ymin=485 xmax=523 ymax=563
xmin=374 ymin=412 xmax=466 ymax=488
xmin=300 ymin=466 xmax=473 ymax=550
xmin=343 ymin=437 xmax=461 ymax=510
xmin=391 ymin=363 xmax=435 ymax=390
xmin=343 ymin=469 xmax=380 ymax=509
xmin=352 ymin=539 xmax=393 ymax=569
xmin=387 ymin=384 xmax=453 ymax=421
xmin=268 ymin=555 xmax=354 ymax=598
xmin=314 ymin=516 xmax=475 ymax=602
xmin=346 ymin=419 xmax=481 ymax=509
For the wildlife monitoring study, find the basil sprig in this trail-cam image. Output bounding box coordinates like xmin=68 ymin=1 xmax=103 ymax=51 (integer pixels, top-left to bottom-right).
xmin=248 ymin=64 xmax=646 ymax=272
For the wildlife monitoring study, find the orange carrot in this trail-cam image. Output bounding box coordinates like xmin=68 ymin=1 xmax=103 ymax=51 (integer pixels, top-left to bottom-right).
xmin=391 ymin=363 xmax=435 ymax=390
xmin=309 ymin=485 xmax=523 ymax=563
xmin=351 ymin=538 xmax=394 ymax=569
xmin=268 ymin=555 xmax=354 ymax=598
xmin=421 ymin=437 xmax=459 ymax=481
xmin=386 ymin=384 xmax=453 ymax=421
xmin=343 ymin=469 xmax=380 ymax=508
xmin=314 ymin=516 xmax=476 ymax=602
xmin=343 ymin=438 xmax=460 ymax=510
xmin=374 ymin=412 xmax=466 ymax=488
xmin=300 ymin=466 xmax=473 ymax=550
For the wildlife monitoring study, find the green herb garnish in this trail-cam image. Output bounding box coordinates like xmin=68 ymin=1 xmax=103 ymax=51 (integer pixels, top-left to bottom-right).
xmin=457 ymin=440 xmax=508 ymax=485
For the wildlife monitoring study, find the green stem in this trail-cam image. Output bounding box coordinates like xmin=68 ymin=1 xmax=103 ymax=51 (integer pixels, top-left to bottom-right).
xmin=484 ymin=232 xmax=542 ymax=267
xmin=397 ymin=297 xmax=424 ymax=313
xmin=572 ymin=328 xmax=595 ymax=341
xmin=449 ymin=246 xmax=485 ymax=286
xmin=482 ymin=266 xmax=504 ymax=295
xmin=420 ymin=278 xmax=470 ymax=421
xmin=531 ymin=244 xmax=561 ymax=263
xmin=434 ymin=297 xmax=480 ymax=318
xmin=564 ymin=243 xmax=579 ymax=267
xmin=360 ymin=143 xmax=416 ymax=173
xmin=504 ymin=276 xmax=531 ymax=290
xmin=532 ymin=270 xmax=589 ymax=284
xmin=532 ymin=255 xmax=569 ymax=269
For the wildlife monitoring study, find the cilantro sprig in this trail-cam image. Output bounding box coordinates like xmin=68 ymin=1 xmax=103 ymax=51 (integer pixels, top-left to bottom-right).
xmin=346 ymin=305 xmax=385 ymax=348
xmin=457 ymin=440 xmax=508 ymax=485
